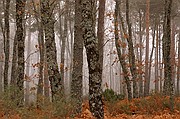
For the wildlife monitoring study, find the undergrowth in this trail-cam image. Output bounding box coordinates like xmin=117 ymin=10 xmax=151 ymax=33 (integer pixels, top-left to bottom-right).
xmin=0 ymin=87 xmax=77 ymax=119
xmin=106 ymin=92 xmax=180 ymax=116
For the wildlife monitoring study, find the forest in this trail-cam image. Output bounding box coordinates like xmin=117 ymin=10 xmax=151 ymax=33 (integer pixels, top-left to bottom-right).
xmin=0 ymin=0 xmax=180 ymax=119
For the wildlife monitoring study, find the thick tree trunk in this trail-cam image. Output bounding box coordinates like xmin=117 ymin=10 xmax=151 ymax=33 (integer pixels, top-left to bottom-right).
xmin=71 ymin=0 xmax=83 ymax=114
xmin=16 ymin=0 xmax=26 ymax=106
xmin=115 ymin=0 xmax=132 ymax=100
xmin=4 ymin=0 xmax=10 ymax=90
xmin=162 ymin=0 xmax=174 ymax=111
xmin=41 ymin=1 xmax=62 ymax=101
xmin=82 ymin=1 xmax=104 ymax=118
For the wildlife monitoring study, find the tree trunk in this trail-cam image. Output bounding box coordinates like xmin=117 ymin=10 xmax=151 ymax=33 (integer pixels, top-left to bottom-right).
xmin=125 ymin=0 xmax=138 ymax=98
xmin=41 ymin=1 xmax=62 ymax=101
xmin=25 ymin=29 xmax=31 ymax=106
xmin=0 ymin=40 xmax=3 ymax=94
xmin=71 ymin=0 xmax=83 ymax=114
xmin=159 ymin=26 xmax=163 ymax=93
xmin=82 ymin=1 xmax=104 ymax=118
xmin=155 ymin=24 xmax=159 ymax=92
xmin=97 ymin=0 xmax=105 ymax=77
xmin=162 ymin=0 xmax=174 ymax=111
xmin=16 ymin=0 xmax=26 ymax=106
xmin=115 ymin=0 xmax=132 ymax=100
xmin=10 ymin=34 xmax=18 ymax=86
xmin=60 ymin=1 xmax=68 ymax=92
xmin=144 ymin=0 xmax=150 ymax=97
xmin=177 ymin=33 xmax=180 ymax=96
xmin=4 ymin=0 xmax=10 ymax=90
xmin=170 ymin=20 xmax=175 ymax=92
xmin=138 ymin=9 xmax=143 ymax=97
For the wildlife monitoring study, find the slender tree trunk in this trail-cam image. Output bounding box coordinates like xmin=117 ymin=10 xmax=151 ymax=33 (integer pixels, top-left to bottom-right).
xmin=177 ymin=33 xmax=180 ymax=96
xmin=0 ymin=40 xmax=3 ymax=94
xmin=155 ymin=24 xmax=159 ymax=92
xmin=138 ymin=9 xmax=143 ymax=97
xmin=125 ymin=0 xmax=138 ymax=98
xmin=82 ymin=1 xmax=104 ymax=118
xmin=170 ymin=20 xmax=175 ymax=92
xmin=148 ymin=22 xmax=156 ymax=93
xmin=144 ymin=0 xmax=150 ymax=97
xmin=4 ymin=0 xmax=10 ymax=90
xmin=115 ymin=0 xmax=132 ymax=100
xmin=41 ymin=1 xmax=62 ymax=101
xmin=60 ymin=1 xmax=68 ymax=92
xmin=159 ymin=26 xmax=163 ymax=93
xmin=16 ymin=0 xmax=26 ymax=106
xmin=25 ymin=29 xmax=31 ymax=106
xmin=97 ymin=0 xmax=105 ymax=77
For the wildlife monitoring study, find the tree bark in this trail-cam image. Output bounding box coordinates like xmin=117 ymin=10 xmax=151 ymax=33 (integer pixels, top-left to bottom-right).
xmin=97 ymin=0 xmax=105 ymax=77
xmin=25 ymin=29 xmax=31 ymax=106
xmin=41 ymin=0 xmax=62 ymax=101
xmin=138 ymin=9 xmax=143 ymax=97
xmin=144 ymin=0 xmax=150 ymax=97
xmin=125 ymin=0 xmax=138 ymax=98
xmin=60 ymin=0 xmax=68 ymax=92
xmin=115 ymin=0 xmax=132 ymax=100
xmin=162 ymin=0 xmax=174 ymax=111
xmin=155 ymin=24 xmax=159 ymax=92
xmin=82 ymin=0 xmax=104 ymax=118
xmin=16 ymin=0 xmax=26 ymax=106
xmin=71 ymin=0 xmax=83 ymax=114
xmin=4 ymin=0 xmax=10 ymax=90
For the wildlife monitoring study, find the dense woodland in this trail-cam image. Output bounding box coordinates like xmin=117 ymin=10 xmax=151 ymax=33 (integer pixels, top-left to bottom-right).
xmin=0 ymin=0 xmax=180 ymax=119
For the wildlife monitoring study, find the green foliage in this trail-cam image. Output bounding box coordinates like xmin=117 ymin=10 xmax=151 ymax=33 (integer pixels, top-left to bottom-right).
xmin=103 ymin=89 xmax=125 ymax=102
xmin=0 ymin=87 xmax=77 ymax=118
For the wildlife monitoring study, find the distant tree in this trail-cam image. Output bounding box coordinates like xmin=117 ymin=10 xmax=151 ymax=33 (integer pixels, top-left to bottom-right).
xmin=81 ymin=0 xmax=104 ymax=118
xmin=4 ymin=0 xmax=10 ymax=91
xmin=115 ymin=0 xmax=132 ymax=100
xmin=60 ymin=0 xmax=68 ymax=92
xmin=177 ymin=33 xmax=180 ymax=96
xmin=144 ymin=0 xmax=150 ymax=97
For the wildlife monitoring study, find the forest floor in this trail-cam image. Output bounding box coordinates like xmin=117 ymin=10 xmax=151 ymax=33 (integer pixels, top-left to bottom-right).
xmin=1 ymin=95 xmax=180 ymax=119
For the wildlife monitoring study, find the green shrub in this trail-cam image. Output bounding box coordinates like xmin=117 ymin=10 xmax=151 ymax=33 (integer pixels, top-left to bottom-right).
xmin=103 ymin=89 xmax=124 ymax=102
